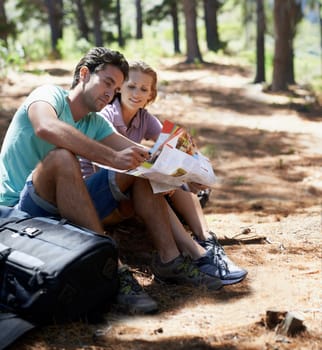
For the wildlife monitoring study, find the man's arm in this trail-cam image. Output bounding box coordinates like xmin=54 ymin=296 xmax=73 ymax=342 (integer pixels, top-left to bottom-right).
xmin=100 ymin=132 xmax=150 ymax=169
xmin=28 ymin=101 xmax=148 ymax=170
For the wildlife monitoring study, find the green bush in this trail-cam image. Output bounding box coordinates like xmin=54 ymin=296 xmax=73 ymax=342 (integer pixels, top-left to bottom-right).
xmin=0 ymin=40 xmax=26 ymax=78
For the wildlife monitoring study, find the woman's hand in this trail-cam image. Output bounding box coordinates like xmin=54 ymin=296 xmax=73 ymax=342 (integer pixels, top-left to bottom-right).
xmin=187 ymin=182 xmax=209 ymax=194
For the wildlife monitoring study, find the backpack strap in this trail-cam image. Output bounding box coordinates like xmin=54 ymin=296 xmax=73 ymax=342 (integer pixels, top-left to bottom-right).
xmin=0 ymin=312 xmax=36 ymax=350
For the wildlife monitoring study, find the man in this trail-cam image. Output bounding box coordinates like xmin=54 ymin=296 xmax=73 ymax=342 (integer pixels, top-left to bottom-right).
xmin=0 ymin=47 xmax=222 ymax=314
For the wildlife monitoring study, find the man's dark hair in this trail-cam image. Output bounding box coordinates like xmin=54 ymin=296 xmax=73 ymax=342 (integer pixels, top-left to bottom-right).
xmin=71 ymin=47 xmax=129 ymax=88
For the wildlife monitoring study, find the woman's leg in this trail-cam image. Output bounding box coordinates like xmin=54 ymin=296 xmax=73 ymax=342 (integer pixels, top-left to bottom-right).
xmin=166 ymin=203 xmax=206 ymax=259
xmin=168 ymin=188 xmax=211 ymax=240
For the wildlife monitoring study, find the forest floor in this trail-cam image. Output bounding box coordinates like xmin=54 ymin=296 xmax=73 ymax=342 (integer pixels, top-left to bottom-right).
xmin=0 ymin=56 xmax=321 ymax=350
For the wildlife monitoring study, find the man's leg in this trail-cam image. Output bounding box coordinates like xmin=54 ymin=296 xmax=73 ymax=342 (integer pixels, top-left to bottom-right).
xmin=18 ymin=151 xmax=158 ymax=314
xmin=131 ymin=177 xmax=181 ymax=263
xmin=32 ymin=149 xmax=104 ymax=234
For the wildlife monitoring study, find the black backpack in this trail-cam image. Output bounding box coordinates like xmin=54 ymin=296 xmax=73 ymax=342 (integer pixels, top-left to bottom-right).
xmin=0 ymin=206 xmax=119 ymax=349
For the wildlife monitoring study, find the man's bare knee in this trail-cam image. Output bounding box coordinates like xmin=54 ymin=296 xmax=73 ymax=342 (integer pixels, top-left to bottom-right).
xmin=33 ymin=148 xmax=83 ymax=205
xmin=43 ymin=148 xmax=79 ymax=172
xmin=34 ymin=149 xmax=81 ymax=188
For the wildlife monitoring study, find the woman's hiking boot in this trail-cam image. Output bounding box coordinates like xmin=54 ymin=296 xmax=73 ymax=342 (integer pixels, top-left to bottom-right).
xmin=195 ymin=232 xmax=248 ymax=284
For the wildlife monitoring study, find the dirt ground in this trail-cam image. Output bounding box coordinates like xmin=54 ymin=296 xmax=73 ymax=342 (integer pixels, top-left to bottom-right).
xmin=0 ymin=57 xmax=321 ymax=350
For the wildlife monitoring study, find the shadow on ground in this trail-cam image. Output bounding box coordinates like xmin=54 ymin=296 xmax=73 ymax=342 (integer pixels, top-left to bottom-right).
xmin=159 ymin=60 xmax=322 ymax=121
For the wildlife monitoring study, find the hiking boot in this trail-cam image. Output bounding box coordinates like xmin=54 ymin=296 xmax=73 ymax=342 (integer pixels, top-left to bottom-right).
xmin=195 ymin=232 xmax=248 ymax=284
xmin=197 ymin=188 xmax=211 ymax=208
xmin=151 ymin=253 xmax=222 ymax=290
xmin=194 ymin=252 xmax=246 ymax=285
xmin=116 ymin=266 xmax=158 ymax=314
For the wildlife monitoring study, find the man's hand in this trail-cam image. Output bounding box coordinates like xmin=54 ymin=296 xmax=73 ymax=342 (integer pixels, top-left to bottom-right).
xmin=114 ymin=146 xmax=150 ymax=170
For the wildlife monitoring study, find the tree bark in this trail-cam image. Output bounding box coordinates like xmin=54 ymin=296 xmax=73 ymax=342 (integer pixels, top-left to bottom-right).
xmin=74 ymin=0 xmax=89 ymax=41
xmin=183 ymin=0 xmax=203 ymax=63
xmin=116 ymin=0 xmax=124 ymax=47
xmin=0 ymin=0 xmax=9 ymax=46
xmin=44 ymin=0 xmax=63 ymax=58
xmin=203 ymin=0 xmax=221 ymax=51
xmin=136 ymin=0 xmax=143 ymax=39
xmin=254 ymin=0 xmax=266 ymax=83
xmin=272 ymin=0 xmax=302 ymax=91
xmin=92 ymin=2 xmax=103 ymax=46
xmin=319 ymin=1 xmax=322 ymax=75
xmin=170 ymin=0 xmax=180 ymax=53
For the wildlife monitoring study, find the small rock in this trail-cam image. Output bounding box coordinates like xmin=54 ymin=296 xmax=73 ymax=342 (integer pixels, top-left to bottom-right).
xmin=265 ymin=309 xmax=287 ymax=329
xmin=277 ymin=311 xmax=306 ymax=336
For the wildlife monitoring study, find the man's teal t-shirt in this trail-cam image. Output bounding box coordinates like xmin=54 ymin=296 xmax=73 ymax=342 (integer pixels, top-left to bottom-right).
xmin=0 ymin=85 xmax=115 ymax=206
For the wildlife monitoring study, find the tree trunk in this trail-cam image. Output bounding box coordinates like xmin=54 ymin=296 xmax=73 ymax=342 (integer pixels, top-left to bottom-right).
xmin=203 ymin=0 xmax=221 ymax=51
xmin=287 ymin=1 xmax=302 ymax=84
xmin=254 ymin=0 xmax=266 ymax=83
xmin=170 ymin=0 xmax=180 ymax=53
xmin=319 ymin=1 xmax=322 ymax=75
xmin=74 ymin=0 xmax=89 ymax=41
xmin=0 ymin=0 xmax=9 ymax=46
xmin=272 ymin=0 xmax=300 ymax=91
xmin=116 ymin=0 xmax=124 ymax=47
xmin=44 ymin=0 xmax=63 ymax=58
xmin=135 ymin=0 xmax=143 ymax=39
xmin=183 ymin=0 xmax=203 ymax=63
xmin=92 ymin=2 xmax=103 ymax=46
xmin=272 ymin=1 xmax=290 ymax=91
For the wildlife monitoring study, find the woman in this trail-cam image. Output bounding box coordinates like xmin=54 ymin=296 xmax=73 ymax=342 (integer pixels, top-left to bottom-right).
xmin=81 ymin=60 xmax=247 ymax=286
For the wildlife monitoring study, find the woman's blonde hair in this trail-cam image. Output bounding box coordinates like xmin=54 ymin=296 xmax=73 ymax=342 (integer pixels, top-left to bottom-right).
xmin=128 ymin=60 xmax=158 ymax=105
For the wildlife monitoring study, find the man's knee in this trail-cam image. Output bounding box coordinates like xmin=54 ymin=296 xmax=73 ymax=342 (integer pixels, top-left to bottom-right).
xmin=43 ymin=148 xmax=80 ymax=172
xmin=31 ymin=148 xmax=83 ymax=205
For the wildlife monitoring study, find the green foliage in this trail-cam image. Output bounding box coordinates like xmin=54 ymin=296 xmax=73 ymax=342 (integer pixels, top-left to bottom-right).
xmin=16 ymin=0 xmax=47 ymax=23
xmin=1 ymin=0 xmax=321 ymax=97
xmin=57 ymin=29 xmax=92 ymax=60
xmin=0 ymin=40 xmax=25 ymax=78
xmin=219 ymin=0 xmax=244 ymax=49
xmin=264 ymin=49 xmax=275 ymax=83
xmin=188 ymin=127 xmax=197 ymax=137
xmin=111 ymin=34 xmax=173 ymax=66
xmin=293 ymin=19 xmax=321 ymax=87
xmin=145 ymin=0 xmax=171 ymax=25
xmin=232 ymin=176 xmax=246 ymax=186
xmin=24 ymin=38 xmax=51 ymax=62
xmin=200 ymin=144 xmax=217 ymax=159
xmin=311 ymin=75 xmax=322 ymax=91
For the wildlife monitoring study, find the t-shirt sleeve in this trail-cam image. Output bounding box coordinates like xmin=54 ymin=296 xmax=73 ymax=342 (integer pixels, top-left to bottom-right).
xmin=24 ymin=85 xmax=66 ymax=116
xmin=25 ymin=85 xmax=115 ymax=141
